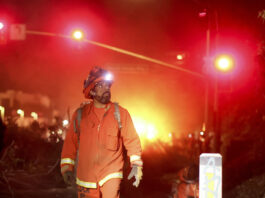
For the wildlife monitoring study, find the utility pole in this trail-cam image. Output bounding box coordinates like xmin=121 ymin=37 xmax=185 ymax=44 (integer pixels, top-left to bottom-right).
xmin=202 ymin=6 xmax=221 ymax=153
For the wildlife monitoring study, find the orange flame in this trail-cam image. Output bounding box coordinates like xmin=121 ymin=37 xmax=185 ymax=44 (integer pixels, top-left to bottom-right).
xmin=125 ymin=102 xmax=174 ymax=149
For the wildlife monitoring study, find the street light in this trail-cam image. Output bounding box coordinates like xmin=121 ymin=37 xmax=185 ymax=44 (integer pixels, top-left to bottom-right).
xmin=72 ymin=29 xmax=84 ymax=40
xmin=212 ymin=53 xmax=235 ymax=153
xmin=214 ymin=54 xmax=235 ymax=73
xmin=176 ymin=54 xmax=184 ymax=60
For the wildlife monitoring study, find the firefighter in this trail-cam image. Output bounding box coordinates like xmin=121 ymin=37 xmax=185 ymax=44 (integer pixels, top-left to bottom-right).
xmin=61 ymin=66 xmax=143 ymax=198
xmin=171 ymin=165 xmax=199 ymax=198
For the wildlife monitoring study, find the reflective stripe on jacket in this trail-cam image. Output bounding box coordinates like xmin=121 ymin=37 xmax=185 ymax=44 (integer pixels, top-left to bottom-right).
xmin=61 ymin=102 xmax=142 ymax=187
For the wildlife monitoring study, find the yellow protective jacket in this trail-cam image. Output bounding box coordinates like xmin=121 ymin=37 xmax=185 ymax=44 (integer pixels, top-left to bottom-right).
xmin=61 ymin=102 xmax=142 ymax=188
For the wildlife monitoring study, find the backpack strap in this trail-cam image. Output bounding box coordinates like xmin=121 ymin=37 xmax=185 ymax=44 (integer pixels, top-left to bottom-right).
xmin=114 ymin=102 xmax=122 ymax=130
xmin=73 ymin=107 xmax=83 ymax=177
xmin=73 ymin=101 xmax=91 ymax=137
xmin=74 ymin=107 xmax=83 ymax=135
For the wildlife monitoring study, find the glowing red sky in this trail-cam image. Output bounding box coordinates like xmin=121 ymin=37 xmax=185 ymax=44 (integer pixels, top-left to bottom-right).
xmin=0 ymin=0 xmax=263 ymax=133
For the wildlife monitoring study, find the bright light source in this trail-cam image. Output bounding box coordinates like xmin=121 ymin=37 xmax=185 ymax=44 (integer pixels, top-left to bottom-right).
xmin=188 ymin=133 xmax=192 ymax=138
xmin=200 ymin=131 xmax=204 ymax=136
xmin=0 ymin=106 xmax=5 ymax=120
xmin=198 ymin=9 xmax=207 ymax=18
xmin=176 ymin=54 xmax=184 ymax=60
xmin=0 ymin=22 xmax=4 ymax=30
xmin=214 ymin=54 xmax=235 ymax=73
xmin=72 ymin=30 xmax=84 ymax=40
xmin=134 ymin=119 xmax=145 ymax=136
xmin=31 ymin=112 xmax=38 ymax=120
xmin=130 ymin=107 xmax=174 ymax=148
xmin=146 ymin=124 xmax=157 ymax=140
xmin=132 ymin=117 xmax=158 ymax=142
xmin=63 ymin=119 xmax=69 ymax=127
xmin=199 ymin=12 xmax=207 ymax=17
xmin=104 ymin=73 xmax=113 ymax=81
xmin=147 ymin=131 xmax=155 ymax=140
xmin=57 ymin=129 xmax=63 ymax=135
xmin=17 ymin=109 xmax=24 ymax=118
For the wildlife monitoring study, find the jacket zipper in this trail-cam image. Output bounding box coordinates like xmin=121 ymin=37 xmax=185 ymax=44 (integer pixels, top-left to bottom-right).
xmin=95 ymin=105 xmax=110 ymax=172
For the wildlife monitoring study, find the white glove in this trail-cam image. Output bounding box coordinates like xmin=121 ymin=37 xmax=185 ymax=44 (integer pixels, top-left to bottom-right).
xmin=128 ymin=165 xmax=143 ymax=187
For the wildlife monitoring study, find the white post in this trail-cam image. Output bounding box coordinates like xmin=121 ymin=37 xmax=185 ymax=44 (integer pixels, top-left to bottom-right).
xmin=199 ymin=153 xmax=222 ymax=198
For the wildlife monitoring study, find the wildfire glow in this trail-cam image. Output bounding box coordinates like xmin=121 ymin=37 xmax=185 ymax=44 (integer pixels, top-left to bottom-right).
xmin=116 ymin=78 xmax=181 ymax=150
xmin=131 ymin=108 xmax=173 ymax=148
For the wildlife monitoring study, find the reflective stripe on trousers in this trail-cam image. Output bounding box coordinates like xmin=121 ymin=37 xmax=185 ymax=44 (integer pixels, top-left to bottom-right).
xmin=77 ymin=178 xmax=121 ymax=198
xmin=76 ymin=172 xmax=123 ymax=188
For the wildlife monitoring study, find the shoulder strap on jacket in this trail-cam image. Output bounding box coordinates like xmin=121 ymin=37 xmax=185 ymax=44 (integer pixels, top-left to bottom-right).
xmin=114 ymin=102 xmax=122 ymax=130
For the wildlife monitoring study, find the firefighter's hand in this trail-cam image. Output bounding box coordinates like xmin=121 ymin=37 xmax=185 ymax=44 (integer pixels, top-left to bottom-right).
xmin=63 ymin=171 xmax=75 ymax=186
xmin=128 ymin=165 xmax=143 ymax=187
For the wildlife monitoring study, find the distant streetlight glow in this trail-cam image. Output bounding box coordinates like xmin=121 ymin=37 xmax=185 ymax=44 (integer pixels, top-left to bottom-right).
xmin=176 ymin=54 xmax=184 ymax=60
xmin=0 ymin=22 xmax=4 ymax=30
xmin=72 ymin=30 xmax=84 ymax=40
xmin=31 ymin=112 xmax=38 ymax=120
xmin=214 ymin=54 xmax=235 ymax=73
xmin=17 ymin=109 xmax=24 ymax=118
xmin=63 ymin=119 xmax=69 ymax=127
xmin=198 ymin=9 xmax=207 ymax=18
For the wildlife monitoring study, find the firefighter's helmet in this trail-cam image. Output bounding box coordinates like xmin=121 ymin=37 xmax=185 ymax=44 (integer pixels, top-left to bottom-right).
xmin=83 ymin=66 xmax=113 ymax=99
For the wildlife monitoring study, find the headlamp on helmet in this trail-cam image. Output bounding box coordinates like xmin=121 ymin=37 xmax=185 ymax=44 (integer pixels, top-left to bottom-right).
xmin=104 ymin=73 xmax=113 ymax=81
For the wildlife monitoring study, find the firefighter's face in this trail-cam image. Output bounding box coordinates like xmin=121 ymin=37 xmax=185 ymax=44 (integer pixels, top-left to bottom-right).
xmin=93 ymin=81 xmax=111 ymax=104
